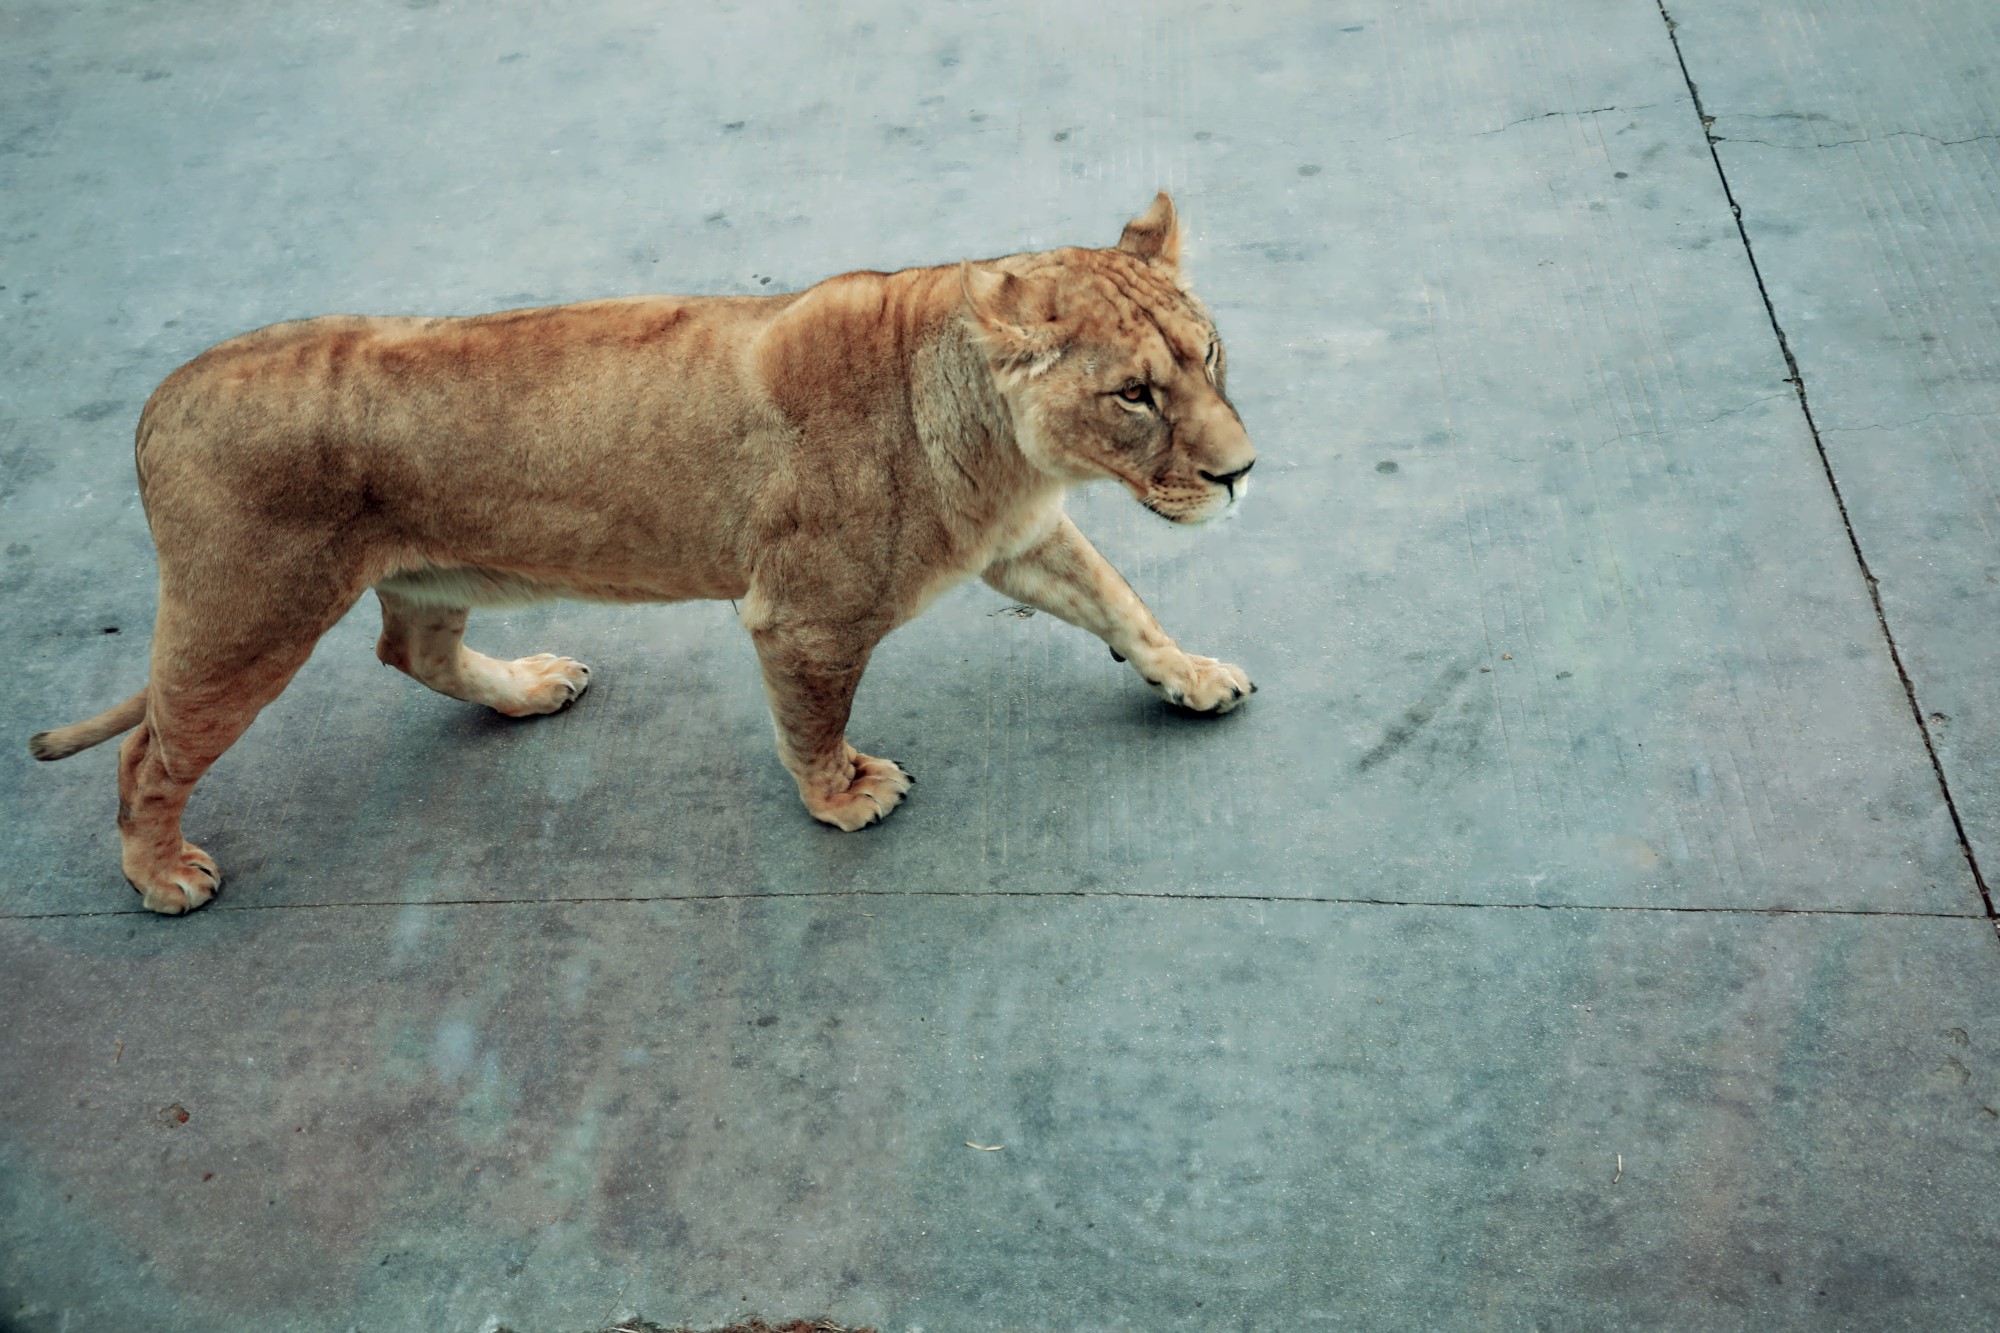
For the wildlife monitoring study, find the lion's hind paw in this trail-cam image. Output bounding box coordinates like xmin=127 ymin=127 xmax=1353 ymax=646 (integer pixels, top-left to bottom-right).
xmin=126 ymin=842 xmax=221 ymax=915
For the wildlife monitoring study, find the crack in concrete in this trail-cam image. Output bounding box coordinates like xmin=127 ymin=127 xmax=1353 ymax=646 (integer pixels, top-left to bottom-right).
xmin=1820 ymin=407 xmax=2000 ymax=435
xmin=1475 ymin=103 xmax=1659 ymax=136
xmin=1886 ymin=130 xmax=1999 ymax=147
xmin=0 ymin=889 xmax=1985 ymax=924
xmin=1498 ymin=391 xmax=1798 ymax=463
xmin=1714 ymin=129 xmax=2000 ymax=151
xmin=1696 ymin=390 xmax=1797 ymax=422
xmin=1712 ymin=135 xmax=1862 ymax=149
xmin=1656 ymin=0 xmax=1995 ymax=923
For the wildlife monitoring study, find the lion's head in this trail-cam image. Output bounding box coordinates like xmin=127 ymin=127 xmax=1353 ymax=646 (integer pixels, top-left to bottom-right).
xmin=962 ymin=193 xmax=1256 ymax=525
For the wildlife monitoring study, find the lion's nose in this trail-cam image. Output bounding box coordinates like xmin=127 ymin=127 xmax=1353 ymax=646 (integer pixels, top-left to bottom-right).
xmin=1199 ymin=461 xmax=1255 ymax=489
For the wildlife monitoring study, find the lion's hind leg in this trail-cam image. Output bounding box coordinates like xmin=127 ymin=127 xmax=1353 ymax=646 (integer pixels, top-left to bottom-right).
xmin=119 ymin=718 xmax=224 ymax=915
xmin=374 ymin=588 xmax=589 ymax=717
xmin=120 ymin=587 xmax=352 ymax=914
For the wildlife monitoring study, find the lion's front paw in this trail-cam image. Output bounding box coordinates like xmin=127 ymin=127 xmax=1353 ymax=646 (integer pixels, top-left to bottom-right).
xmin=1148 ymin=653 xmax=1255 ymax=714
xmin=803 ymin=752 xmax=916 ymax=831
xmin=488 ymin=653 xmax=591 ymax=717
xmin=124 ymin=842 xmax=221 ymax=915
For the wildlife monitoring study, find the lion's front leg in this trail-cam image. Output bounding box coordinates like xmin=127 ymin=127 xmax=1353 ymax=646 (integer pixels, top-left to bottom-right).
xmin=983 ymin=513 xmax=1255 ymax=714
xmin=750 ymin=621 xmax=914 ymax=831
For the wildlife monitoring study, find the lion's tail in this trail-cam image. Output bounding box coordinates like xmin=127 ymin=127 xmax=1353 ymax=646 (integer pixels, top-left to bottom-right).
xmin=30 ymin=689 xmax=148 ymax=761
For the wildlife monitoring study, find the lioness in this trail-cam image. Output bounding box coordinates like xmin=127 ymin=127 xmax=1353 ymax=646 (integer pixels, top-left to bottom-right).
xmin=31 ymin=193 xmax=1256 ymax=915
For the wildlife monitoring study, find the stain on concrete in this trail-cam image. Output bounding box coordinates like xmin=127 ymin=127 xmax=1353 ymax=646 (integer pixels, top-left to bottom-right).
xmin=1355 ymin=663 xmax=1476 ymax=773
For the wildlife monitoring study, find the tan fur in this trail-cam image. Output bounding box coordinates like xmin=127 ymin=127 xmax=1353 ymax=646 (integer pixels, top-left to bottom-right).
xmin=30 ymin=193 xmax=1256 ymax=914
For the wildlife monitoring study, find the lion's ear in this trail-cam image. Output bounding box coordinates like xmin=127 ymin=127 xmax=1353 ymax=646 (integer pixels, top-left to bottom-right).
xmin=1116 ymin=191 xmax=1181 ymax=267
xmin=960 ymin=262 xmax=1066 ymax=377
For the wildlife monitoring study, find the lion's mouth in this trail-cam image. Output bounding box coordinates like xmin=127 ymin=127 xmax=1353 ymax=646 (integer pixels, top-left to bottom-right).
xmin=1143 ymin=494 xmax=1242 ymax=526
xmin=1137 ymin=461 xmax=1252 ymax=524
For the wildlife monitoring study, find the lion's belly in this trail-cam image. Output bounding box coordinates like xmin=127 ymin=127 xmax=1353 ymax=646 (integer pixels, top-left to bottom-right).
xmin=375 ymin=561 xmax=747 ymax=608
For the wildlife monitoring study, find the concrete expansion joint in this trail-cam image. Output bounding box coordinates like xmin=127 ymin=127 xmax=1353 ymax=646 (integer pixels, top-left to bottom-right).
xmin=0 ymin=889 xmax=1989 ymax=924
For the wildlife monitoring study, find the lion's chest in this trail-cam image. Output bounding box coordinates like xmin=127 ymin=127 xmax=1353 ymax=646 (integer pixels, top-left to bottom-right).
xmin=895 ymin=491 xmax=1067 ymax=623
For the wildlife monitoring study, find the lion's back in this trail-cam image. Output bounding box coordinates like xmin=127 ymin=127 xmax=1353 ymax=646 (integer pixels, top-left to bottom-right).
xmin=130 ymin=293 xmax=807 ymax=589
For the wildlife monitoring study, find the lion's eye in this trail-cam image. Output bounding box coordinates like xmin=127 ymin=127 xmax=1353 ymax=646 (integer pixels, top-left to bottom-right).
xmin=1119 ymin=383 xmax=1152 ymax=405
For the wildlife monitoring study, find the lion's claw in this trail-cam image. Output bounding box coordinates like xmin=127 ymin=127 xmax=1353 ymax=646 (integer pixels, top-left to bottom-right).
xmin=489 ymin=653 xmax=591 ymax=716
xmin=804 ymin=751 xmax=916 ymax=831
xmin=126 ymin=842 xmax=222 ymax=915
xmin=1148 ymin=653 xmax=1254 ymax=714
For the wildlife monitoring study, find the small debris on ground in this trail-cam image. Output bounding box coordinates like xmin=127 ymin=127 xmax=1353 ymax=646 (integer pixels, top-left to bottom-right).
xmin=964 ymin=1141 xmax=1005 ymax=1151
xmin=585 ymin=1321 xmax=873 ymax=1333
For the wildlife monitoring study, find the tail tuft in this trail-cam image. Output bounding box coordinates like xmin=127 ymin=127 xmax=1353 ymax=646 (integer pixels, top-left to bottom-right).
xmin=28 ymin=690 xmax=148 ymax=761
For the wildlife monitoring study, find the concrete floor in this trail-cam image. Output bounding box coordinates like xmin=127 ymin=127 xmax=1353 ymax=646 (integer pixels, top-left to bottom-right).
xmin=3 ymin=1 xmax=1997 ymax=1328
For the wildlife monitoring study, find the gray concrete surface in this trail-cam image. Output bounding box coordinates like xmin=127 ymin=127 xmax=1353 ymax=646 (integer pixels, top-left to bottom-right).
xmin=2 ymin=1 xmax=1996 ymax=1329
xmin=1671 ymin=0 xmax=2000 ymax=876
